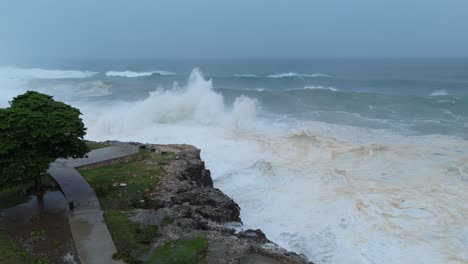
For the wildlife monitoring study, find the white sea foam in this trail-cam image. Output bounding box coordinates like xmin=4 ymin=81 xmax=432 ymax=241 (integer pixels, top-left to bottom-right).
xmin=105 ymin=70 xmax=175 ymax=78
xmin=430 ymin=89 xmax=448 ymax=96
xmin=81 ymin=69 xmax=468 ymax=264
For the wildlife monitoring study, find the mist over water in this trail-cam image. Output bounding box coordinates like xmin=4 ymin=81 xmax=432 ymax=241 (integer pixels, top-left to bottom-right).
xmin=1 ymin=59 xmax=468 ymax=264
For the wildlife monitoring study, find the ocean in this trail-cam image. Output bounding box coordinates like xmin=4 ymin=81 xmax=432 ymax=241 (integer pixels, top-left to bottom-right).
xmin=1 ymin=58 xmax=467 ymax=264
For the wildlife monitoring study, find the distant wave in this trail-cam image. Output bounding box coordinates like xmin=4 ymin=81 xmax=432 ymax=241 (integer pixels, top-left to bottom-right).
xmin=234 ymin=74 xmax=259 ymax=78
xmin=268 ymin=72 xmax=330 ymax=78
xmin=234 ymin=72 xmax=331 ymax=79
xmin=304 ymin=86 xmax=338 ymax=91
xmin=37 ymin=81 xmax=112 ymax=98
xmin=105 ymin=70 xmax=175 ymax=78
xmin=0 ymin=67 xmax=97 ymax=79
xmin=430 ymin=89 xmax=448 ymax=96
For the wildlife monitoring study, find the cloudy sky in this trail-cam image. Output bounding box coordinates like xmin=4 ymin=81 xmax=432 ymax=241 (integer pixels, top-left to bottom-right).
xmin=1 ymin=0 xmax=468 ymax=61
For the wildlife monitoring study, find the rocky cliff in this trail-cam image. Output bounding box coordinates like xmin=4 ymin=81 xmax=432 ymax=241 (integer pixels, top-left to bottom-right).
xmin=129 ymin=143 xmax=312 ymax=264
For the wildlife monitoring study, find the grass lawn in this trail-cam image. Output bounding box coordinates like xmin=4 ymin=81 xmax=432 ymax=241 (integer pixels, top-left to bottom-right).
xmin=147 ymin=236 xmax=209 ymax=264
xmin=104 ymin=209 xmax=158 ymax=264
xmin=78 ymin=150 xmax=184 ymax=263
xmin=86 ymin=142 xmax=109 ymax=151
xmin=78 ymin=150 xmax=175 ymax=210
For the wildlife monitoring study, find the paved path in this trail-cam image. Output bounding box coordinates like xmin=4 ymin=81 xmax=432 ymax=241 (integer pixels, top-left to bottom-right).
xmin=49 ymin=142 xmax=139 ymax=264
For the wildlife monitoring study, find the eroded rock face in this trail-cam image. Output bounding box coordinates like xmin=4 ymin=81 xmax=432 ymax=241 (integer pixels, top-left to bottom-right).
xmin=129 ymin=143 xmax=312 ymax=264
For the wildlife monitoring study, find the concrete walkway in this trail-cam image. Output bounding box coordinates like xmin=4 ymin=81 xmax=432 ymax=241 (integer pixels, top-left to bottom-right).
xmin=49 ymin=142 xmax=139 ymax=264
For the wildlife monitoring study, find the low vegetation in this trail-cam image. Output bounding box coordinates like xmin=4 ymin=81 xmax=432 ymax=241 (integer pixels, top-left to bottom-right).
xmin=104 ymin=209 xmax=158 ymax=264
xmin=147 ymin=236 xmax=209 ymax=264
xmin=78 ymin=150 xmax=170 ymax=210
xmin=79 ymin=150 xmax=203 ymax=263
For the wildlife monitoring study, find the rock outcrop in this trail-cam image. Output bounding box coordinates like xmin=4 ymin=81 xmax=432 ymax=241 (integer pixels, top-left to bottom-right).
xmin=129 ymin=144 xmax=312 ymax=264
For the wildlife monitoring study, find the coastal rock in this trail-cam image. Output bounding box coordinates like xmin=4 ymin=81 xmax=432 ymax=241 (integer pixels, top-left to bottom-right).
xmin=238 ymin=229 xmax=270 ymax=243
xmin=129 ymin=143 xmax=312 ymax=264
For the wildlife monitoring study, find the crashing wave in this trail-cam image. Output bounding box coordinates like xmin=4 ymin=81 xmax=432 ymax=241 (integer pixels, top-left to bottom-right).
xmin=105 ymin=70 xmax=175 ymax=78
xmin=87 ymin=68 xmax=257 ymax=129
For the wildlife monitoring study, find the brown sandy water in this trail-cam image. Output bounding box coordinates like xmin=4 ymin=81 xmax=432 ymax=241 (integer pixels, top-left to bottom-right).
xmin=0 ymin=190 xmax=79 ymax=263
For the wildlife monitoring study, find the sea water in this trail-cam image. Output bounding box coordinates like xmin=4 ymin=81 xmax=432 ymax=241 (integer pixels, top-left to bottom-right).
xmin=1 ymin=59 xmax=467 ymax=264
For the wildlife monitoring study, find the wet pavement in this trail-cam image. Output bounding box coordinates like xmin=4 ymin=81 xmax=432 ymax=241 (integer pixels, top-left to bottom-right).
xmin=48 ymin=142 xmax=138 ymax=264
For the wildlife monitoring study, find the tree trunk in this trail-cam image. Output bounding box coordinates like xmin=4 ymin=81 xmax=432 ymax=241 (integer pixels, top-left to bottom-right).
xmin=35 ymin=174 xmax=43 ymax=197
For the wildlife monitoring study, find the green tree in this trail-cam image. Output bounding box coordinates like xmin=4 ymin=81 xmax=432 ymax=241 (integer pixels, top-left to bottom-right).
xmin=0 ymin=91 xmax=89 ymax=193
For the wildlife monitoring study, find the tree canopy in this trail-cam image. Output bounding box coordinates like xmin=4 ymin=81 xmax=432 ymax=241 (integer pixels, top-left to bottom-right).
xmin=0 ymin=91 xmax=89 ymax=191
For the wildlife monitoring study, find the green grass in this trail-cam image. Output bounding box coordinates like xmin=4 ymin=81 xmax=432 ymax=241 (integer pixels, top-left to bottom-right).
xmin=87 ymin=142 xmax=108 ymax=151
xmin=80 ymin=151 xmax=177 ymax=262
xmin=78 ymin=151 xmax=174 ymax=210
xmin=104 ymin=209 xmax=158 ymax=264
xmin=32 ymin=257 xmax=52 ymax=264
xmin=147 ymin=236 xmax=209 ymax=264
xmin=30 ymin=228 xmax=46 ymax=239
xmin=0 ymin=228 xmax=32 ymax=264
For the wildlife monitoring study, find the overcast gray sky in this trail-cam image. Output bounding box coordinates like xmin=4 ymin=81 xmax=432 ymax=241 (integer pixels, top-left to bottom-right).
xmin=1 ymin=0 xmax=468 ymax=61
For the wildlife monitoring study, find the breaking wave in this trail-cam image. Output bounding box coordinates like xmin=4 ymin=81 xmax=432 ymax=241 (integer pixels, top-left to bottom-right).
xmin=105 ymin=70 xmax=175 ymax=78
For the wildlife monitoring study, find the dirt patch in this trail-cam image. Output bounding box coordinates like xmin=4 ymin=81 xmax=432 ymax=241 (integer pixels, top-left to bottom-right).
xmin=0 ymin=190 xmax=79 ymax=263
